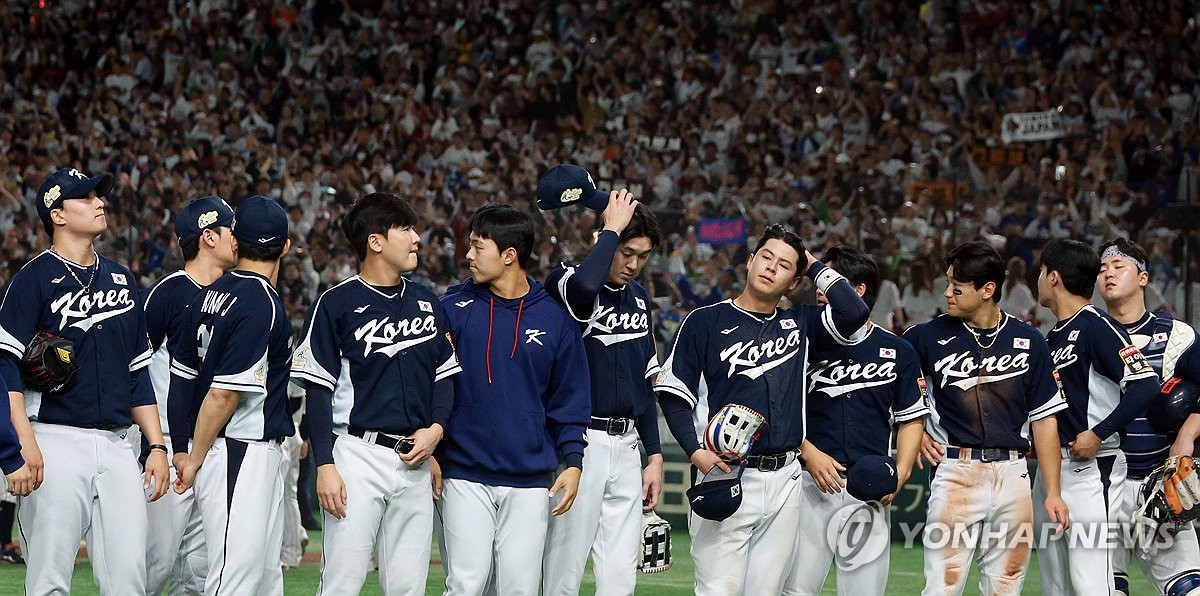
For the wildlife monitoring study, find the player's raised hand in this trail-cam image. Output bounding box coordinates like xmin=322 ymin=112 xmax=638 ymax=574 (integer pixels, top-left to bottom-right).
xmin=1044 ymin=493 xmax=1070 ymax=534
xmin=800 ymin=444 xmax=846 ymax=493
xmin=317 ymin=463 xmax=348 ymax=519
xmin=1068 ymin=429 xmax=1100 ymax=460
xmin=690 ymin=449 xmax=731 ymax=475
xmin=642 ymin=454 xmax=663 ymax=511
xmin=803 ymin=249 xmax=818 ymax=272
xmin=601 ymin=189 xmax=638 ymax=234
xmin=5 ymin=463 xmax=34 ymax=496
xmin=550 ymin=466 xmax=583 ymax=516
xmin=915 ymin=432 xmax=945 ymax=469
xmin=144 ymin=449 xmax=170 ymax=502
xmin=400 ymin=423 xmax=443 ymax=466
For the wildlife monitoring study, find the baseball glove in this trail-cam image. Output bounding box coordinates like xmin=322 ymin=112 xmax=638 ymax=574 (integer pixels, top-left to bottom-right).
xmin=1163 ymin=455 xmax=1200 ymax=521
xmin=639 ymin=510 xmax=672 ymax=573
xmin=1133 ymin=455 xmax=1200 ymax=553
xmin=704 ymin=403 xmax=766 ymax=461
xmin=20 ymin=331 xmax=78 ymax=393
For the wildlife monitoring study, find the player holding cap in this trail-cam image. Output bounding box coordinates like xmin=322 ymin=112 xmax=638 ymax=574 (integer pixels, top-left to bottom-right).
xmin=171 ymin=196 xmax=295 ymax=595
xmin=142 ymin=196 xmax=236 ymax=594
xmin=654 ymin=224 xmax=869 ymax=595
xmin=903 ymin=241 xmax=1068 ymax=596
xmin=1093 ymin=237 xmax=1200 ymax=596
xmin=1036 ymin=238 xmax=1161 ymax=595
xmin=0 ymin=167 xmax=170 ymax=593
xmin=784 ymin=245 xmax=928 ymax=595
xmin=536 ymin=166 xmax=665 ymax=596
xmin=438 ymin=203 xmax=592 ymax=596
xmin=292 ymin=192 xmax=460 ymax=595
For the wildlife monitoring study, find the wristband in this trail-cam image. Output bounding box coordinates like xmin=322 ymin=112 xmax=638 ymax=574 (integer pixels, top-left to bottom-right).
xmin=149 ymin=444 xmax=168 ymax=454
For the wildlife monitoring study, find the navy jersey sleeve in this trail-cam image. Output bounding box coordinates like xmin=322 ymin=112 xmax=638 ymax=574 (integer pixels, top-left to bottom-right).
xmin=652 ymin=309 xmax=708 ymax=408
xmin=167 ymin=303 xmax=200 ymax=453
xmin=0 ymin=374 xmax=23 ymax=474
xmin=546 ymin=230 xmax=620 ymax=322
xmin=808 ymin=261 xmax=870 ymax=343
xmin=1027 ymin=336 xmax=1068 ymax=421
xmin=431 ymin=299 xmax=461 ymax=426
xmin=0 ymin=268 xmax=42 ymax=362
xmin=893 ymin=342 xmax=930 ymax=422
xmin=127 ymin=295 xmax=154 ymax=403
xmin=208 ymin=294 xmax=274 ymax=396
xmin=636 ymin=322 xmax=662 ymax=455
xmin=292 ymin=295 xmax=340 ymax=465
xmin=142 ymin=283 xmax=171 ymax=353
xmin=545 ymin=321 xmax=592 ymax=467
xmin=1089 ymin=316 xmax=1160 ymax=439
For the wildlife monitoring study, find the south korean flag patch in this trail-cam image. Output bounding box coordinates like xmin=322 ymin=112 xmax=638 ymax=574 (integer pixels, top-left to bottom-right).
xmin=879 ymin=347 xmax=896 ymax=359
xmin=418 ymin=300 xmax=433 ymax=313
xmin=779 ymin=319 xmax=796 ymax=330
xmin=636 ymin=297 xmax=646 ymax=310
xmin=111 ymin=273 xmax=127 ymax=285
xmin=1013 ymin=337 xmax=1030 ymax=350
xmin=1119 ymin=345 xmax=1152 ymax=376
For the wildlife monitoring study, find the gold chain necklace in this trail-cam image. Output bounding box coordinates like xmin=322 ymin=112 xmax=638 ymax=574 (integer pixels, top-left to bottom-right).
xmin=50 ymin=245 xmax=98 ymax=294
xmin=968 ymin=308 xmax=1002 ymax=350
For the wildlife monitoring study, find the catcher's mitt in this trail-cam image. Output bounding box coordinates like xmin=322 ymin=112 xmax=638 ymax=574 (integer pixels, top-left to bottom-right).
xmin=704 ymin=403 xmax=765 ymax=461
xmin=1134 ymin=455 xmax=1200 ymax=553
xmin=639 ymin=510 xmax=672 ymax=573
xmin=21 ymin=331 xmax=78 ymax=393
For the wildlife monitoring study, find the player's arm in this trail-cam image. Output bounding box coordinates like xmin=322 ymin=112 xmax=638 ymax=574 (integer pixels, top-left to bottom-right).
xmin=1032 ymin=415 xmax=1070 ymax=532
xmin=799 ymin=438 xmax=845 ymax=493
xmin=637 ymin=348 xmax=663 ymax=510
xmin=653 ymin=311 xmax=729 ymax=474
xmin=400 ymin=302 xmax=460 ymax=466
xmin=886 ymin=419 xmax=925 ymax=504
xmin=1080 ymin=322 xmax=1160 ymax=458
xmin=1173 ymin=413 xmax=1200 ymax=456
xmin=900 ymin=326 xmax=946 ymax=469
xmin=0 ymin=372 xmax=30 ymax=496
xmin=546 ymin=193 xmax=635 ymax=318
xmin=178 ymin=387 xmax=240 ymax=482
xmin=130 ymin=297 xmax=169 ymax=501
xmin=801 ymin=255 xmax=870 ymax=345
xmin=0 ymin=271 xmax=44 ymax=491
xmin=545 ymin=323 xmax=592 ymax=516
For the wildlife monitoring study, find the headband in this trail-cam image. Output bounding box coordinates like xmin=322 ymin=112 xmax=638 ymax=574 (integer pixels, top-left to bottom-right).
xmin=1100 ymin=245 xmax=1146 ymax=273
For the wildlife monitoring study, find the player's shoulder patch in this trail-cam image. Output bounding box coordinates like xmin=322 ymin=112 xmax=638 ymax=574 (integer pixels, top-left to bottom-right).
xmin=1119 ymin=344 xmax=1153 ymax=375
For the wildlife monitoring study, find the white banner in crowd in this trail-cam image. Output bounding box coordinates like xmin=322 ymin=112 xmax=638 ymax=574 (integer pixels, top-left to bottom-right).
xmin=1000 ymin=110 xmax=1067 ymax=144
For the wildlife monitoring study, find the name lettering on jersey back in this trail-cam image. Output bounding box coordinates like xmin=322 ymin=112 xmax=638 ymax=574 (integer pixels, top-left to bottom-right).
xmin=584 ymin=305 xmax=650 ymax=345
xmin=51 ymin=287 xmax=136 ymax=331
xmin=719 ymin=329 xmax=802 ymax=380
xmin=200 ymin=290 xmax=238 ymax=317
xmin=353 ymin=315 xmax=437 ymax=357
xmin=809 ymin=359 xmax=898 ymax=397
xmin=1049 ymin=343 xmax=1080 ymax=369
xmin=933 ymin=351 xmax=1030 ymax=390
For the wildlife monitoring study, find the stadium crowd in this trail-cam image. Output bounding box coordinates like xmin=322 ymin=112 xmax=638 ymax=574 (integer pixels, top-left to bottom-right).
xmin=0 ymin=0 xmax=1198 ymax=343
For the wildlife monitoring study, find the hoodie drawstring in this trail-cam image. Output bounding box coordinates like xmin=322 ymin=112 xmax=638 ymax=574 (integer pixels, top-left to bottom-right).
xmin=486 ymin=297 xmax=495 ymax=383
xmin=510 ymin=299 xmax=525 ymax=359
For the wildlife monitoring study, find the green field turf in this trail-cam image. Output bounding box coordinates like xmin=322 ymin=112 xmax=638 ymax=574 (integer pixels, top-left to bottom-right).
xmin=0 ymin=530 xmax=1159 ymax=594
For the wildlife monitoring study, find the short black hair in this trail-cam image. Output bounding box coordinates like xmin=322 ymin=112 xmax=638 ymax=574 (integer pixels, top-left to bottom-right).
xmin=823 ymin=244 xmax=879 ymax=309
xmin=238 ymin=241 xmax=286 ymax=263
xmin=342 ymin=192 xmax=419 ymax=260
xmin=755 ymin=224 xmax=806 ymax=276
xmin=1098 ymin=237 xmax=1149 ymax=268
xmin=1039 ymin=238 xmax=1099 ymax=298
xmin=469 ymin=203 xmax=536 ymax=270
xmin=945 ymin=241 xmax=1006 ymax=302
xmin=619 ymin=204 xmax=663 ymax=248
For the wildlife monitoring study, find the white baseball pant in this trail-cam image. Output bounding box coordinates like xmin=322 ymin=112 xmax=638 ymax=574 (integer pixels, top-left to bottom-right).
xmin=193 ymin=437 xmax=285 ymax=596
xmin=689 ymin=458 xmax=803 ymax=596
xmin=441 ymin=478 xmax=550 ymax=596
xmin=1034 ymin=449 xmax=1126 ymax=596
xmin=280 ymin=432 xmax=308 ymax=568
xmin=18 ymin=423 xmax=149 ymax=596
xmin=145 ymin=439 xmax=207 ymax=595
xmin=921 ymin=455 xmax=1033 ymax=596
xmin=317 ymin=434 xmax=433 ymax=596
xmin=543 ymin=427 xmax=642 ymax=596
xmin=783 ymin=469 xmax=891 ymax=595
xmin=1113 ymin=473 xmax=1200 ymax=594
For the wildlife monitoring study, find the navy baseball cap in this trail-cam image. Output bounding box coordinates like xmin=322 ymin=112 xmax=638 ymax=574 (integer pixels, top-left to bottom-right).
xmin=686 ymin=464 xmax=744 ymax=521
xmin=175 ymin=196 xmax=235 ymax=245
xmin=536 ymin=164 xmax=610 ymax=211
xmin=232 ymin=196 xmax=289 ymax=248
xmin=35 ymin=167 xmax=114 ymax=225
xmin=847 ymin=455 xmax=898 ymax=503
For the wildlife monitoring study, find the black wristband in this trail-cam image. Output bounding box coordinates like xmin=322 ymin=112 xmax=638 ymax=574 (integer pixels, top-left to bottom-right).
xmin=148 ymin=444 xmax=168 ymax=454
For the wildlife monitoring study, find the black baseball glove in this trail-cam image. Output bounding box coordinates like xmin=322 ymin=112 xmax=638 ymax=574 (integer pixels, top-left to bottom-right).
xmin=21 ymin=331 xmax=78 ymax=393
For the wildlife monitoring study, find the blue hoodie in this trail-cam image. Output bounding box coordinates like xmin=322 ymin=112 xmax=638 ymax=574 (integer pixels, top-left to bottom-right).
xmin=439 ymin=277 xmax=591 ymax=488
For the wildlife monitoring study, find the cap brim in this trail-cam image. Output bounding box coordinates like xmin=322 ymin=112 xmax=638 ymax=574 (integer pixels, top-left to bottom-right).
xmin=65 ymin=173 xmax=114 ymax=200
xmin=582 ymin=188 xmax=610 ymax=212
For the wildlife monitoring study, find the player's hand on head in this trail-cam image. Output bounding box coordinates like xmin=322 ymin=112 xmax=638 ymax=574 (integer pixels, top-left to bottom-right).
xmin=642 ymin=454 xmax=664 ymax=511
xmin=316 ymin=463 xmax=348 ymax=519
xmin=1068 ymin=429 xmax=1101 ymax=460
xmin=144 ymin=449 xmax=170 ymax=502
xmin=1044 ymin=494 xmax=1070 ymax=534
xmin=601 ymin=189 xmax=638 ymax=234
xmin=916 ymin=432 xmax=945 ymax=469
xmin=399 ymin=424 xmax=443 ymax=466
xmin=803 ymin=249 xmax=817 ymax=272
xmin=5 ymin=464 xmax=34 ymax=496
xmin=550 ymin=466 xmax=583 ymax=516
xmin=800 ymin=445 xmax=846 ymax=494
xmin=689 ymin=449 xmax=731 ymax=475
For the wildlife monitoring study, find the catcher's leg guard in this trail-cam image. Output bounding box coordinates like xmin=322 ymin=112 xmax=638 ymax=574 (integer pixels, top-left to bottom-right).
xmin=1166 ymin=572 xmax=1200 ymax=596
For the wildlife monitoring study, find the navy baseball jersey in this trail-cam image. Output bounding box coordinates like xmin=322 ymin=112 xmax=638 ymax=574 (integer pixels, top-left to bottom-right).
xmin=655 ymin=300 xmax=847 ymax=454
xmin=0 ymin=250 xmax=153 ymax=427
xmin=903 ymin=313 xmax=1066 ymax=451
xmin=169 ymin=270 xmax=294 ymax=451
xmin=143 ymin=270 xmax=205 ymax=437
xmin=1118 ymin=311 xmax=1200 ymax=477
xmin=547 ymin=253 xmax=661 ymax=451
xmin=806 ymin=324 xmax=929 ymax=464
xmin=1047 ymin=305 xmax=1160 ymax=452
xmin=291 ymin=276 xmax=460 ymax=466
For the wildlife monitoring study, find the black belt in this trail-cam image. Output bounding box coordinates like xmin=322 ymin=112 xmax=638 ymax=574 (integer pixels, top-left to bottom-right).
xmin=589 ymin=417 xmax=633 ymax=435
xmin=348 ymin=427 xmax=413 ymax=454
xmin=945 ymin=447 xmax=1024 ymax=462
xmin=746 ymin=450 xmax=798 ymax=472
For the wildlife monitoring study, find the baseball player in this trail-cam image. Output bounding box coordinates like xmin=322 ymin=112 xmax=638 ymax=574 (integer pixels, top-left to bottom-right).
xmin=0 ymin=167 xmax=170 ymax=594
xmin=1035 ymin=237 xmax=1161 ymax=595
xmin=171 ymin=196 xmax=295 ymax=596
xmin=438 ymin=203 xmax=591 ymax=596
xmin=903 ymin=240 xmax=1069 ymax=596
xmin=654 ymin=224 xmax=870 ymax=595
xmin=783 ymin=245 xmax=929 ymax=595
xmin=1095 ymin=237 xmax=1200 ymax=596
xmin=141 ymin=196 xmax=236 ymax=595
xmin=292 ymin=192 xmax=460 ymax=595
xmin=541 ymin=192 xmax=664 ymax=596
